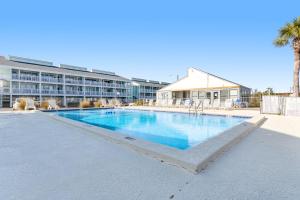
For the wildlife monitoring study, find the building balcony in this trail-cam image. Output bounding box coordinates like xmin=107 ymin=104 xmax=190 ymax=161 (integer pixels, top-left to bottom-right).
xmin=65 ymin=90 xmax=84 ymax=95
xmin=65 ymin=79 xmax=84 ymax=85
xmin=41 ymin=77 xmax=63 ymax=83
xmin=19 ymin=75 xmax=40 ymax=82
xmin=0 ymin=88 xmax=10 ymax=94
xmin=102 ymin=82 xmax=115 ymax=88
xmin=115 ymin=84 xmax=128 ymax=88
xmin=102 ymin=92 xmax=115 ymax=97
xmin=12 ymin=88 xmax=40 ymax=94
xmin=12 ymin=74 xmax=19 ymax=80
xmin=85 ymin=81 xmax=101 ymax=86
xmin=85 ymin=91 xmax=101 ymax=96
xmin=41 ymin=90 xmax=64 ymax=95
xmin=140 ymin=89 xmax=154 ymax=93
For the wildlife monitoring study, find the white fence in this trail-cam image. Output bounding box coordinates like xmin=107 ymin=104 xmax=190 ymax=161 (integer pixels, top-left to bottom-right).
xmin=261 ymin=95 xmax=300 ymax=116
xmin=283 ymin=97 xmax=300 ymax=116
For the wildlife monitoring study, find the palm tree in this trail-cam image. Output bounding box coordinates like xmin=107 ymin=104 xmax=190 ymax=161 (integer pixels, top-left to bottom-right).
xmin=274 ymin=17 xmax=300 ymax=97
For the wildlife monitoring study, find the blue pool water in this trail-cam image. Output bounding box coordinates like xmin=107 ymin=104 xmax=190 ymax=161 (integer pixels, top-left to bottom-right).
xmin=56 ymin=109 xmax=247 ymax=150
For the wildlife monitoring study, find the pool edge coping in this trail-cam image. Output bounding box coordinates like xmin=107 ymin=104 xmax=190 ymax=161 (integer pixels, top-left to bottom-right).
xmin=39 ymin=110 xmax=266 ymax=174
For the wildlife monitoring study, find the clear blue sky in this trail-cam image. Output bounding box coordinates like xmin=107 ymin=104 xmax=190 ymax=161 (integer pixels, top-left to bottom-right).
xmin=0 ymin=0 xmax=299 ymax=92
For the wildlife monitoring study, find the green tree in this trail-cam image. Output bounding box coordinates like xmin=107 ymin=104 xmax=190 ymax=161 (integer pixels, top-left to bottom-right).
xmin=274 ymin=17 xmax=300 ymax=97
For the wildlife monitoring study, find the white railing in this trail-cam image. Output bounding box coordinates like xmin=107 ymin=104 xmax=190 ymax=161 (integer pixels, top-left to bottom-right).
xmin=102 ymin=92 xmax=115 ymax=97
xmin=85 ymin=91 xmax=101 ymax=96
xmin=102 ymin=82 xmax=115 ymax=87
xmin=65 ymin=90 xmax=84 ymax=95
xmin=65 ymin=79 xmax=84 ymax=85
xmin=19 ymin=75 xmax=39 ymax=82
xmin=115 ymin=84 xmax=127 ymax=88
xmin=0 ymin=88 xmax=10 ymax=94
xmin=12 ymin=88 xmax=40 ymax=94
xmin=12 ymin=74 xmax=19 ymax=80
xmin=41 ymin=90 xmax=64 ymax=95
xmin=41 ymin=77 xmax=63 ymax=83
xmin=85 ymin=81 xmax=101 ymax=86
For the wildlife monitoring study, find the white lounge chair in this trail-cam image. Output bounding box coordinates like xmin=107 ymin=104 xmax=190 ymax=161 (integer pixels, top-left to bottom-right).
xmin=183 ymin=99 xmax=192 ymax=108
xmin=175 ymin=99 xmax=182 ymax=107
xmin=202 ymin=99 xmax=210 ymax=109
xmin=108 ymin=99 xmax=114 ymax=107
xmin=114 ymin=99 xmax=122 ymax=107
xmin=224 ymin=99 xmax=233 ymax=110
xmin=25 ymin=98 xmax=36 ymax=110
xmin=212 ymin=100 xmax=220 ymax=109
xmin=160 ymin=99 xmax=167 ymax=107
xmin=100 ymin=99 xmax=107 ymax=107
xmin=48 ymin=99 xmax=59 ymax=110
xmin=148 ymin=99 xmax=153 ymax=106
xmin=167 ymin=99 xmax=174 ymax=107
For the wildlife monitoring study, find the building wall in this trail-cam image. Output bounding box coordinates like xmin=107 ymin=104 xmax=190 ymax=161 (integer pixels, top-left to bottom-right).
xmin=156 ymin=68 xmax=251 ymax=106
xmin=0 ymin=58 xmax=132 ymax=107
xmin=131 ymin=79 xmax=169 ymax=101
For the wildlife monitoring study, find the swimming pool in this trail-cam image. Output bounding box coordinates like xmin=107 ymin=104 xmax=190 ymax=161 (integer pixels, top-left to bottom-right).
xmin=56 ymin=109 xmax=247 ymax=150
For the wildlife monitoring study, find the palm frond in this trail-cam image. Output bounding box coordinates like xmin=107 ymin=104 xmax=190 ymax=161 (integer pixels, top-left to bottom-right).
xmin=273 ymin=37 xmax=289 ymax=47
xmin=274 ymin=16 xmax=300 ymax=47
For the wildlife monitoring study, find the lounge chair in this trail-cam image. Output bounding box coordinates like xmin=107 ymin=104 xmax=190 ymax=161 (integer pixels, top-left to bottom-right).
xmin=212 ymin=100 xmax=220 ymax=109
xmin=25 ymin=98 xmax=36 ymax=110
xmin=202 ymin=99 xmax=210 ymax=109
xmin=114 ymin=99 xmax=122 ymax=107
xmin=107 ymin=99 xmax=114 ymax=107
xmin=224 ymin=99 xmax=233 ymax=110
xmin=48 ymin=99 xmax=59 ymax=110
xmin=100 ymin=99 xmax=107 ymax=107
xmin=175 ymin=99 xmax=182 ymax=107
xmin=159 ymin=99 xmax=167 ymax=107
xmin=167 ymin=99 xmax=175 ymax=107
xmin=148 ymin=99 xmax=153 ymax=106
xmin=183 ymin=99 xmax=192 ymax=108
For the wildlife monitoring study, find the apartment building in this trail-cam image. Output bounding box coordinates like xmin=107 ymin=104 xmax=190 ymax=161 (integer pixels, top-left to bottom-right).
xmin=0 ymin=56 xmax=132 ymax=107
xmin=131 ymin=78 xmax=169 ymax=101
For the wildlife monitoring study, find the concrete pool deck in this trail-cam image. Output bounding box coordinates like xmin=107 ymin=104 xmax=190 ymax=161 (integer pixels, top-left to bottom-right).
xmin=125 ymin=106 xmax=260 ymax=117
xmin=46 ymin=109 xmax=265 ymax=173
xmin=1 ymin=111 xmax=300 ymax=199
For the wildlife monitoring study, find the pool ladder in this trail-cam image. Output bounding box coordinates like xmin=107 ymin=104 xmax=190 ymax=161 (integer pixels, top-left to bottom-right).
xmin=188 ymin=100 xmax=204 ymax=115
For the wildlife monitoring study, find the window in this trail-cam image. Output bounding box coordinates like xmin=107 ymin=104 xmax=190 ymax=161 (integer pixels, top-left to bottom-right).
xmin=206 ymin=92 xmax=211 ymax=99
xmin=213 ymin=92 xmax=219 ymax=99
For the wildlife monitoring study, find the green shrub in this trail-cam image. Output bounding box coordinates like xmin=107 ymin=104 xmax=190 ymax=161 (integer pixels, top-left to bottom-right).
xmin=93 ymin=101 xmax=102 ymax=108
xmin=134 ymin=100 xmax=144 ymax=106
xmin=18 ymin=98 xmax=26 ymax=110
xmin=40 ymin=101 xmax=49 ymax=109
xmin=80 ymin=100 xmax=91 ymax=108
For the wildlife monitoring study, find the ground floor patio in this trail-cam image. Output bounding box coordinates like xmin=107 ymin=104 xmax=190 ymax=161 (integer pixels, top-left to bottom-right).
xmin=1 ymin=110 xmax=300 ymax=199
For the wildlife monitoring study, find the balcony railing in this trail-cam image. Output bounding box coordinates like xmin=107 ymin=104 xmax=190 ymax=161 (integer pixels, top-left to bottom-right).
xmin=66 ymin=90 xmax=84 ymax=95
xmin=85 ymin=81 xmax=101 ymax=86
xmin=19 ymin=75 xmax=40 ymax=82
xmin=0 ymin=88 xmax=10 ymax=94
xmin=102 ymin=82 xmax=115 ymax=87
xmin=85 ymin=91 xmax=101 ymax=96
xmin=12 ymin=88 xmax=40 ymax=94
xmin=41 ymin=77 xmax=63 ymax=83
xmin=140 ymin=89 xmax=156 ymax=93
xmin=65 ymin=79 xmax=84 ymax=85
xmin=102 ymin=92 xmax=115 ymax=97
xmin=12 ymin=74 xmax=19 ymax=80
xmin=115 ymin=84 xmax=127 ymax=88
xmin=41 ymin=90 xmax=64 ymax=95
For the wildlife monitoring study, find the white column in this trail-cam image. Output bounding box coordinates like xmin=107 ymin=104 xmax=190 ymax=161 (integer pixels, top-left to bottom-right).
xmin=63 ymin=74 xmax=67 ymax=107
xmin=39 ymin=72 xmax=42 ymax=103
